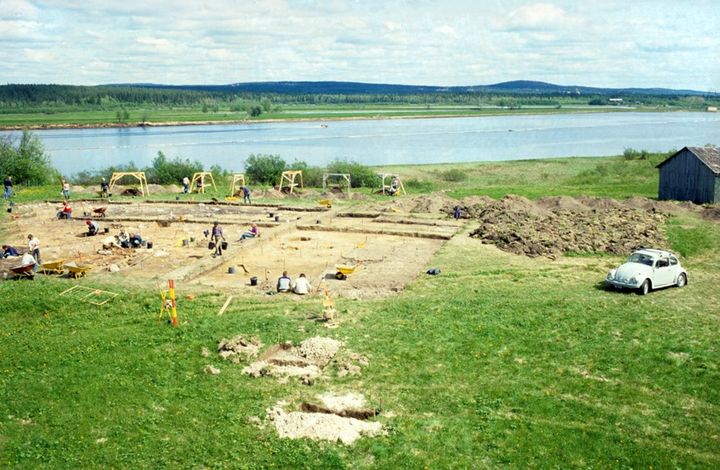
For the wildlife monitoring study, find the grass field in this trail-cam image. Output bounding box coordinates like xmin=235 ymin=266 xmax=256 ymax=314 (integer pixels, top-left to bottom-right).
xmin=0 ymin=103 xmax=665 ymax=129
xmin=1 ymin=157 xmax=719 ymax=468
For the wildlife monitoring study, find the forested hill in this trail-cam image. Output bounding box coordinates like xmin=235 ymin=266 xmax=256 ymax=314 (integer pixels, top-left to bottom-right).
xmin=0 ymin=81 xmax=716 ymax=109
xmin=111 ymin=80 xmax=715 ymax=96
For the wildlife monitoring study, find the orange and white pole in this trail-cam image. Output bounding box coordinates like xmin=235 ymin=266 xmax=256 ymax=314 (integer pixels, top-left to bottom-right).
xmin=169 ymin=279 xmax=178 ymax=327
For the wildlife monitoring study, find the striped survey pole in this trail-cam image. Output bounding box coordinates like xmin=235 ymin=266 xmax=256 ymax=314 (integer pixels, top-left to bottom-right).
xmin=169 ymin=279 xmax=178 ymax=327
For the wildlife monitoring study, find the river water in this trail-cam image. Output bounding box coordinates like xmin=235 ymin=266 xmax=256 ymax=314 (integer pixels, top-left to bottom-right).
xmin=1 ymin=112 xmax=718 ymax=175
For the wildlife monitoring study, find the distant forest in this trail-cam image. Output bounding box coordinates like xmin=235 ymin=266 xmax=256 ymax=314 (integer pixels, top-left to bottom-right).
xmin=0 ymin=82 xmax=718 ymax=112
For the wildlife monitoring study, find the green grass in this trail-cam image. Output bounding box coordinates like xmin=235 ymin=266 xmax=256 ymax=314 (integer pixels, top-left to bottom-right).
xmin=0 ymin=103 xmax=676 ymax=128
xmin=1 ymin=155 xmax=719 ymax=467
xmin=378 ymin=154 xmax=666 ymax=199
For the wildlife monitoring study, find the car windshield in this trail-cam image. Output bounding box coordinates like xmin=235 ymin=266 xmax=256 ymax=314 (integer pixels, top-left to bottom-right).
xmin=627 ymin=253 xmax=655 ymax=266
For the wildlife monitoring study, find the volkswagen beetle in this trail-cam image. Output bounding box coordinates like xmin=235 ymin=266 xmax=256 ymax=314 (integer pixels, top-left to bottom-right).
xmin=606 ymin=249 xmax=687 ymax=295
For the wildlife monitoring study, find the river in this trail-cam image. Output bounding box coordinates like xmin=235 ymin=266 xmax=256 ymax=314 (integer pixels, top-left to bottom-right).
xmin=1 ymin=112 xmax=718 ymax=175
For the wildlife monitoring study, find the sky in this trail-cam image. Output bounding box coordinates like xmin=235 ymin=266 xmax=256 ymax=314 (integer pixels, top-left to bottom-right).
xmin=1 ymin=0 xmax=719 ymax=91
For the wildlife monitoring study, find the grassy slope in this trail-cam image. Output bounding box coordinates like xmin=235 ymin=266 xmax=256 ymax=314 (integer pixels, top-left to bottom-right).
xmin=1 ymin=157 xmax=719 ymax=468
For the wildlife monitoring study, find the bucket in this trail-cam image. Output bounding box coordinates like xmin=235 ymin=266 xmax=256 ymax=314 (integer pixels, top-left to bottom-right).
xmin=250 ymin=276 xmax=258 ymax=286
xmin=274 ymin=215 xmax=280 ymax=222
xmin=268 ymin=212 xmax=274 ymax=218
xmin=147 ymin=241 xmax=153 ymax=249
xmin=228 ymin=266 xmax=236 ymax=274
xmin=104 ymin=227 xmax=110 ymax=233
xmin=182 ymin=239 xmax=189 ymax=246
xmin=175 ymin=196 xmax=180 ymax=201
xmin=208 ymin=241 xmax=216 ymax=250
xmin=189 ymin=237 xmax=195 ymax=242
xmin=221 ymin=241 xmax=229 ymax=250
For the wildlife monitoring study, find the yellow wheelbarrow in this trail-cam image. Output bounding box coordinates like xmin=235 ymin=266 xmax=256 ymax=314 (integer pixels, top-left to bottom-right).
xmin=65 ymin=263 xmax=92 ymax=279
xmin=40 ymin=259 xmax=66 ymax=275
xmin=318 ymin=198 xmax=332 ymax=208
xmin=335 ymin=263 xmax=361 ymax=280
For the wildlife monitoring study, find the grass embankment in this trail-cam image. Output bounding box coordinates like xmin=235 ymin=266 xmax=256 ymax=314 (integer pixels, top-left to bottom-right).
xmin=1 ymin=156 xmax=719 ymax=467
xmin=0 ymin=103 xmax=661 ymax=129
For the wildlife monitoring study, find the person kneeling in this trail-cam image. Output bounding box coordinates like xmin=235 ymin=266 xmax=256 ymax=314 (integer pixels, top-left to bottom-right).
xmin=277 ymin=271 xmax=291 ymax=293
xmin=86 ymin=220 xmax=99 ymax=236
xmin=292 ymin=273 xmax=311 ymax=295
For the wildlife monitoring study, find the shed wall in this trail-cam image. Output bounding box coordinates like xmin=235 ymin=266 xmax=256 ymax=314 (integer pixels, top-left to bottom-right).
xmin=658 ymin=149 xmax=717 ymax=203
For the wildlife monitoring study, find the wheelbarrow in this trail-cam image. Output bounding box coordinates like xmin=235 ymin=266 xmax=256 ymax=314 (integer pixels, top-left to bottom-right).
xmin=10 ymin=264 xmax=35 ymax=279
xmin=40 ymin=259 xmax=66 ymax=275
xmin=65 ymin=263 xmax=92 ymax=279
xmin=335 ymin=263 xmax=361 ymax=280
xmin=318 ymin=199 xmax=332 ymax=208
xmin=93 ymin=207 xmax=108 ymax=217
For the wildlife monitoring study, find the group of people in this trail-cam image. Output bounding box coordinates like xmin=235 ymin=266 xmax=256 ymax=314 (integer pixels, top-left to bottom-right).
xmin=2 ymin=234 xmax=41 ymax=272
xmin=276 ymin=271 xmax=311 ymax=295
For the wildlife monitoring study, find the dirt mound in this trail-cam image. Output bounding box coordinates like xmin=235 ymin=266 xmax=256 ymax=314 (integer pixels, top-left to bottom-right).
xmin=243 ymin=337 xmax=342 ymax=381
xmin=702 ymin=205 xmax=720 ymax=220
xmin=218 ymin=335 xmax=262 ymax=363
xmin=536 ymin=196 xmax=591 ymax=212
xmin=469 ymin=196 xmax=668 ymax=257
xmin=401 ymin=194 xmax=459 ymax=214
xmin=146 ymin=184 xmax=181 ymax=194
xmin=267 ymin=394 xmax=383 ymax=445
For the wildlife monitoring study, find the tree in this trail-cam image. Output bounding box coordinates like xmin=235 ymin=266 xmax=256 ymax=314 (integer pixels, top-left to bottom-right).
xmin=244 ymin=154 xmax=286 ymax=185
xmin=145 ymin=151 xmax=203 ymax=184
xmin=0 ymin=130 xmax=58 ymax=185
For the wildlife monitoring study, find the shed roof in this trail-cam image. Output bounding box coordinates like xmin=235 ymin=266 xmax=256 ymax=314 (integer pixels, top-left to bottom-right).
xmin=656 ymin=146 xmax=720 ymax=175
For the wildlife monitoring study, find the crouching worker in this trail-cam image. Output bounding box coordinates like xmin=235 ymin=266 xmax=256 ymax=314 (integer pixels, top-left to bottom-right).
xmin=130 ymin=233 xmax=143 ymax=248
xmin=239 ymin=223 xmax=258 ymax=241
xmin=20 ymin=251 xmax=36 ymax=268
xmin=2 ymin=244 xmax=19 ymax=258
xmin=86 ymin=219 xmax=100 ymax=236
xmin=57 ymin=203 xmax=73 ymax=219
xmin=292 ymin=273 xmax=311 ymax=295
xmin=277 ymin=271 xmax=292 ymax=293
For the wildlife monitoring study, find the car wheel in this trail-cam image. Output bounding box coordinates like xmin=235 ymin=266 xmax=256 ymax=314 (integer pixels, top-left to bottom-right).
xmin=676 ymin=273 xmax=687 ymax=288
xmin=638 ymin=279 xmax=650 ymax=296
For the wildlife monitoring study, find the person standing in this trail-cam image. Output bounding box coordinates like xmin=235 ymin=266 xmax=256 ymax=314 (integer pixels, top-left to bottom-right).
xmin=3 ymin=175 xmax=13 ymax=201
xmin=453 ymin=205 xmax=462 ymax=220
xmin=182 ymin=176 xmax=190 ymax=194
xmin=62 ymin=180 xmax=71 ymax=200
xmin=241 ymin=185 xmax=251 ymax=204
xmin=27 ymin=234 xmax=41 ymax=271
xmin=100 ymin=177 xmax=109 ymax=198
xmin=211 ymin=221 xmax=225 ymax=257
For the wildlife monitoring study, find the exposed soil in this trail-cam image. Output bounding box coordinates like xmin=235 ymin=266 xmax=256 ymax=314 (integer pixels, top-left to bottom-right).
xmin=217 ymin=335 xmax=262 ymax=363
xmin=467 ymin=195 xmax=669 ymax=257
xmin=243 ymin=337 xmax=342 ymax=382
xmin=1 ymin=199 xmax=458 ymax=299
xmin=267 ymin=393 xmax=383 ymax=445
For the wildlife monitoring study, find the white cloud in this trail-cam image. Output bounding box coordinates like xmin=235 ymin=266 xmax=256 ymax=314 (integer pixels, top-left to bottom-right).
xmin=23 ymin=48 xmax=52 ymax=62
xmin=433 ymin=25 xmax=457 ymax=37
xmin=0 ymin=0 xmax=39 ymax=18
xmin=501 ymin=3 xmax=581 ymax=31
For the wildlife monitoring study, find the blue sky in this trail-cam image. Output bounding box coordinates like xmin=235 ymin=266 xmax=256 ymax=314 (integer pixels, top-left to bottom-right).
xmin=1 ymin=0 xmax=718 ymax=90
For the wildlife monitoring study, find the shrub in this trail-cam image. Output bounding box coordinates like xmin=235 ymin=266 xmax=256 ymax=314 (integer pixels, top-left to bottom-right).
xmin=145 ymin=151 xmax=203 ymax=184
xmin=326 ymin=159 xmax=380 ymax=188
xmin=245 ymin=154 xmax=286 ymax=185
xmin=440 ymin=168 xmax=467 ymax=182
xmin=289 ymin=160 xmax=323 ymax=187
xmin=0 ymin=130 xmax=59 ymax=185
xmin=622 ymin=148 xmax=650 ymax=161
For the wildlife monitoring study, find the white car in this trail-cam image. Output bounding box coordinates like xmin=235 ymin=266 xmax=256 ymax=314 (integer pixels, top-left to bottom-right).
xmin=606 ymin=249 xmax=688 ymax=295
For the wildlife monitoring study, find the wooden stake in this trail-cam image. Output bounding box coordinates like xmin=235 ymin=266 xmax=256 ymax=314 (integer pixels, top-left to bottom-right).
xmin=218 ymin=295 xmax=233 ymax=316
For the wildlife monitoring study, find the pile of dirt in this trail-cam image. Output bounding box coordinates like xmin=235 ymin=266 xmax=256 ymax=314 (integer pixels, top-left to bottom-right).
xmin=146 ymin=183 xmax=181 ymax=194
xmin=218 ymin=335 xmax=262 ymax=363
xmin=267 ymin=393 xmax=383 ymax=445
xmin=243 ymin=337 xmax=342 ymax=381
xmin=469 ymin=194 xmax=668 ymax=257
xmin=702 ymin=205 xmax=720 ymax=221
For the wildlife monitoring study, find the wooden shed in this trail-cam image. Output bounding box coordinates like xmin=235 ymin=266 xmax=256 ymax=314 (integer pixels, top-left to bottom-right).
xmin=656 ymin=146 xmax=720 ymax=204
